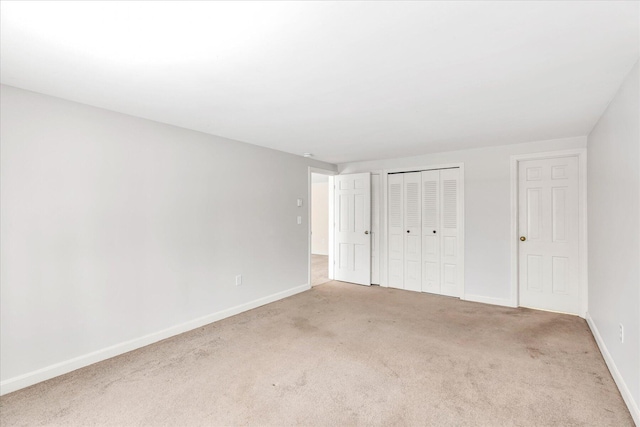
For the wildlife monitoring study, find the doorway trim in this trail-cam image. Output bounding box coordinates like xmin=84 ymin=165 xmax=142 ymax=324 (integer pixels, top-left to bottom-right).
xmin=308 ymin=167 xmax=337 ymax=288
xmin=380 ymin=162 xmax=465 ymax=298
xmin=509 ymin=148 xmax=588 ymax=316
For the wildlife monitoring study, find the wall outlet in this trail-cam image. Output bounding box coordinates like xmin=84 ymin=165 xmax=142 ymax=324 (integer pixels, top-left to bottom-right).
xmin=297 ymin=216 xmax=302 ymax=225
xmin=619 ymin=323 xmax=624 ymax=343
xmin=297 ymin=198 xmax=303 ymax=207
xmin=235 ymin=275 xmax=242 ymax=286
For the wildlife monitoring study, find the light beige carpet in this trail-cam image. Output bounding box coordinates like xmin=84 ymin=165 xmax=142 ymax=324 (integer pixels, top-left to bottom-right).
xmin=0 ymin=282 xmax=633 ymax=426
xmin=311 ymin=254 xmax=329 ymax=287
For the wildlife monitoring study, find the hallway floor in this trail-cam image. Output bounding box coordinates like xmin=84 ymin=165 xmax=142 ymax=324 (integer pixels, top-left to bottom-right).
xmin=311 ymin=254 xmax=329 ymax=287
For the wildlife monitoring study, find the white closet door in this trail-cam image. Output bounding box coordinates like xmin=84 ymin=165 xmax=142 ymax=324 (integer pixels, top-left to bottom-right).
xmin=403 ymin=172 xmax=422 ymax=292
xmin=334 ymin=173 xmax=371 ymax=286
xmin=387 ymin=174 xmax=404 ymax=289
xmin=421 ymin=170 xmax=440 ymax=293
xmin=439 ymin=168 xmax=461 ymax=297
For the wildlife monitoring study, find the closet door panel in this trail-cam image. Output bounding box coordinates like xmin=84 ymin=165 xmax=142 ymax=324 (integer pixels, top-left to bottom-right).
xmin=421 ymin=170 xmax=440 ymax=294
xmin=439 ymin=168 xmax=460 ymax=297
xmin=388 ymin=174 xmax=404 ymax=289
xmin=403 ymin=172 xmax=422 ymax=292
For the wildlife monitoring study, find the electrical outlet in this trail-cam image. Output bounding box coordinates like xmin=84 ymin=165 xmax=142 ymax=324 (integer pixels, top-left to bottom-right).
xmin=619 ymin=323 xmax=624 ymax=343
xmin=297 ymin=216 xmax=302 ymax=225
xmin=235 ymin=275 xmax=242 ymax=286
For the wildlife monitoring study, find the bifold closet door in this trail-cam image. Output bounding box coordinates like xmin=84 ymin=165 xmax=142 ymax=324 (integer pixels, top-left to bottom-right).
xmin=387 ymin=174 xmax=404 ymax=289
xmin=421 ymin=170 xmax=440 ymax=293
xmin=403 ymin=172 xmax=422 ymax=292
xmin=439 ymin=168 xmax=461 ymax=297
xmin=387 ymin=168 xmax=461 ymax=295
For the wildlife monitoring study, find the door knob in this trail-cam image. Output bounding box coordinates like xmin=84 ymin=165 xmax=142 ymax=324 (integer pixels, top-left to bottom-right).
xmin=407 ymin=230 xmax=410 ymax=233
xmin=364 ymin=231 xmax=369 ymax=235
xmin=433 ymin=230 xmax=437 ymax=234
xmin=520 ymin=236 xmax=526 ymax=241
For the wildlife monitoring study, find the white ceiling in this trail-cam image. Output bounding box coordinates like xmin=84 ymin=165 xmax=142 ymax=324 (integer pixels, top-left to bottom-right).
xmin=1 ymin=1 xmax=638 ymax=164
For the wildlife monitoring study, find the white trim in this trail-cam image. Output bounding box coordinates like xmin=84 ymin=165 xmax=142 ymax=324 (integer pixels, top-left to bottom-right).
xmin=458 ymin=165 xmax=466 ymax=299
xmin=328 ymin=176 xmax=335 ymax=280
xmin=383 ymin=162 xmax=465 ymax=174
xmin=381 ymin=162 xmax=465 ymax=296
xmin=578 ymin=151 xmax=588 ymax=318
xmin=519 ymin=305 xmax=581 ymax=316
xmin=463 ymin=294 xmax=515 ymax=308
xmin=370 ymin=172 xmax=383 ymax=285
xmin=509 ymin=149 xmax=588 ymax=317
xmin=586 ymin=312 xmax=640 ymax=425
xmin=0 ymin=283 xmax=310 ymax=396
xmin=308 ymin=167 xmax=337 ymax=286
xmin=381 ymin=171 xmax=389 ymax=287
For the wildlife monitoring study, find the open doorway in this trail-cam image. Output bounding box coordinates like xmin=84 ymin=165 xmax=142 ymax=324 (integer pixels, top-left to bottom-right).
xmin=311 ymin=173 xmax=331 ymax=286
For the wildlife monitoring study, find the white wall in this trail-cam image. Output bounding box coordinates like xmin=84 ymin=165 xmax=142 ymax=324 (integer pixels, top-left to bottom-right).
xmin=0 ymin=85 xmax=336 ymax=392
xmin=311 ymin=178 xmax=329 ymax=255
xmin=586 ymin=61 xmax=639 ymax=423
xmin=339 ymin=136 xmax=587 ymax=305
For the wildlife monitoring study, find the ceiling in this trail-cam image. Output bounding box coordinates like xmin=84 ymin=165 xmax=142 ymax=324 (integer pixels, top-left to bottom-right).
xmin=1 ymin=1 xmax=638 ymax=164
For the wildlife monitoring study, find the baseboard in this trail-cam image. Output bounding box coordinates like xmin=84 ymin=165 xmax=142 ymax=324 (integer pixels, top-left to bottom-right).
xmin=463 ymin=294 xmax=515 ymax=308
xmin=0 ymin=283 xmax=310 ymax=396
xmin=586 ymin=312 xmax=639 ymax=426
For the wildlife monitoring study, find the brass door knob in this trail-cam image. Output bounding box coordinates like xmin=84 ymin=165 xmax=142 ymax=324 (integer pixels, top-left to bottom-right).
xmin=520 ymin=236 xmax=526 ymax=241
xmin=364 ymin=231 xmax=369 ymax=235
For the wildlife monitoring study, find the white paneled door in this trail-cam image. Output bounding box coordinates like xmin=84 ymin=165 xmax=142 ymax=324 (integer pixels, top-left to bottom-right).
xmin=518 ymin=156 xmax=580 ymax=314
xmin=334 ymin=173 xmax=371 ymax=286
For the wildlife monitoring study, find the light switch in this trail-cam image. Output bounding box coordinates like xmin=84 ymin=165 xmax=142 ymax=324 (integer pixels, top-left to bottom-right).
xmin=297 ymin=198 xmax=303 ymax=207
xmin=297 ymin=216 xmax=302 ymax=225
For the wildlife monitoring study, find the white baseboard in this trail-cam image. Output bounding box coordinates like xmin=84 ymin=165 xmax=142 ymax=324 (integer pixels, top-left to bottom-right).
xmin=463 ymin=293 xmax=515 ymax=308
xmin=0 ymin=283 xmax=310 ymax=396
xmin=586 ymin=312 xmax=639 ymax=426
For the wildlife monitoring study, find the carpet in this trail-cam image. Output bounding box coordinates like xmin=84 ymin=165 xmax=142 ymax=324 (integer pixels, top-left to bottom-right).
xmin=0 ymin=281 xmax=632 ymax=426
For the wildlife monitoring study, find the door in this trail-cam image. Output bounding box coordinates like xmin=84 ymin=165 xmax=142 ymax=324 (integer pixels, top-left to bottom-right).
xmin=403 ymin=172 xmax=422 ymax=291
xmin=518 ymin=156 xmax=580 ymax=314
xmin=439 ymin=168 xmax=461 ymax=297
xmin=421 ymin=170 xmax=440 ymax=293
xmin=388 ymin=168 xmax=462 ymax=295
xmin=334 ymin=173 xmax=371 ymax=285
xmin=420 ymin=168 xmax=461 ymax=296
xmin=388 ymin=173 xmax=404 ymax=289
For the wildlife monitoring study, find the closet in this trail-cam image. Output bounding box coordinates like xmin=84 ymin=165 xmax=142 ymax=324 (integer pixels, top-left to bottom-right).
xmin=388 ymin=168 xmax=462 ymax=297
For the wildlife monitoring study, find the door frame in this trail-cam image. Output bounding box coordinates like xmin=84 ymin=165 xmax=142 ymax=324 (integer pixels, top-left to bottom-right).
xmin=380 ymin=163 xmax=465 ymax=298
xmin=509 ymin=149 xmax=588 ymax=316
xmin=308 ymin=167 xmax=337 ymax=288
xmin=370 ymin=172 xmax=383 ymax=284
